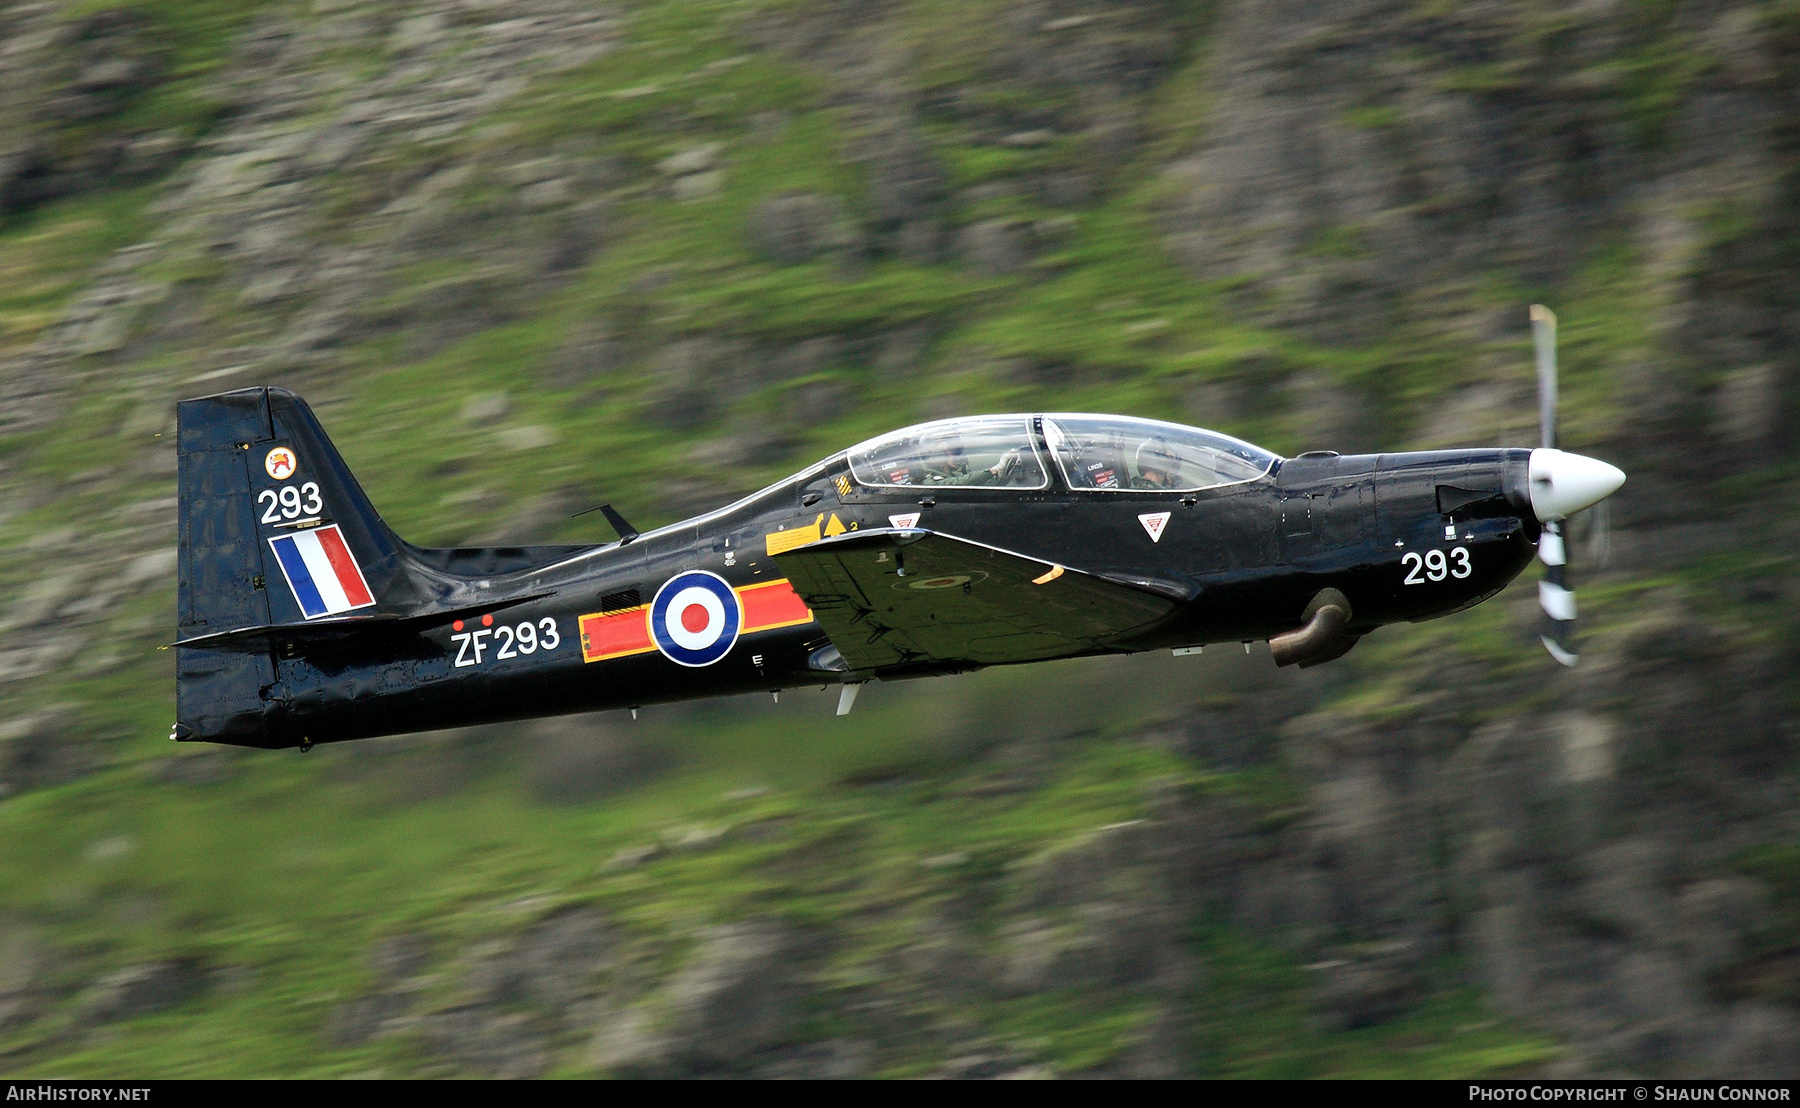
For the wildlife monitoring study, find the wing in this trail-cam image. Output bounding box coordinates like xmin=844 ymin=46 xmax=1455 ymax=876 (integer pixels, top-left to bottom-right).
xmin=773 ymin=528 xmax=1179 ymax=672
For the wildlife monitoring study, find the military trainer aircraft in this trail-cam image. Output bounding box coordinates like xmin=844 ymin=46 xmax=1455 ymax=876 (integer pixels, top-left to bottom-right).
xmin=173 ymin=307 xmax=1623 ymax=751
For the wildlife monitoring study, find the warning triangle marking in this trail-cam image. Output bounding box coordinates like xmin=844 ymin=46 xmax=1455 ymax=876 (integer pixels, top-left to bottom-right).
xmin=1138 ymin=512 xmax=1171 ymax=543
xmin=824 ymin=513 xmax=847 ymax=537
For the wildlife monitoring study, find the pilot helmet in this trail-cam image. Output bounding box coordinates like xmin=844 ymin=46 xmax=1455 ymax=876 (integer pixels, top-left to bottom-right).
xmin=1134 ymin=439 xmax=1181 ymax=479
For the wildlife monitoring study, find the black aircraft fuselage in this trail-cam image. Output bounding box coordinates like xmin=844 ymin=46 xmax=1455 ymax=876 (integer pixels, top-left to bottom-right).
xmin=174 ymin=390 xmax=1563 ymax=751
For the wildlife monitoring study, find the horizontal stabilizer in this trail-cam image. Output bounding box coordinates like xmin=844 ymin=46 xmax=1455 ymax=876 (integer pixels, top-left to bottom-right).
xmin=773 ymin=528 xmax=1178 ymax=672
xmin=175 ymin=591 xmax=555 ymax=652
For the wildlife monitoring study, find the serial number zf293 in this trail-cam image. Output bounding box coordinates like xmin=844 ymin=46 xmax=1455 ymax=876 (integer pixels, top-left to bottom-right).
xmin=452 ymin=618 xmax=561 ymax=668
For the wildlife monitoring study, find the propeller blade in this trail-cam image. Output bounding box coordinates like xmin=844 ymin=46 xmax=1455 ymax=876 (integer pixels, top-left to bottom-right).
xmin=1532 ymin=304 xmax=1576 ymax=666
xmin=1537 ymin=520 xmax=1578 ymax=666
xmin=1530 ymin=304 xmax=1558 ymax=450
xmin=1527 ymin=305 xmax=1626 ymax=667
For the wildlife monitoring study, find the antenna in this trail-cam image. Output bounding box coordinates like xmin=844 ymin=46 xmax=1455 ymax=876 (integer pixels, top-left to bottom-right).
xmin=572 ymin=502 xmax=640 ymax=544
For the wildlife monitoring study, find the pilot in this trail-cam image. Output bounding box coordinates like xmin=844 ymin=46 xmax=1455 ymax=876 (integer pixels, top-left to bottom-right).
xmin=926 ymin=439 xmax=1025 ymax=486
xmin=1130 ymin=441 xmax=1183 ymax=490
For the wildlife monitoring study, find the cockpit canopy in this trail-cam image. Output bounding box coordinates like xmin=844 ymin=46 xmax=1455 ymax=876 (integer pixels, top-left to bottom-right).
xmin=847 ymin=416 xmax=1049 ymax=490
xmin=845 ymin=414 xmax=1278 ymax=493
xmin=1044 ymin=414 xmax=1276 ymax=491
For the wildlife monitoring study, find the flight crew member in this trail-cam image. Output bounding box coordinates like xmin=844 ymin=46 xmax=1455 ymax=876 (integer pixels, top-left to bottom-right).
xmin=927 ymin=442 xmax=1025 ymax=486
xmin=1130 ymin=441 xmax=1183 ymax=489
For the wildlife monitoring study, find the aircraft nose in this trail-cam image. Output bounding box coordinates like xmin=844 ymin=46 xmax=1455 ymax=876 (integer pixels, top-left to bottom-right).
xmin=1528 ymin=448 xmax=1625 ymax=522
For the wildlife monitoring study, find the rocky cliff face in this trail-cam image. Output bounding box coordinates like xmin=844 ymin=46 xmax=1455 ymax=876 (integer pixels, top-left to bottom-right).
xmin=1155 ymin=0 xmax=1800 ymax=1076
xmin=0 ymin=0 xmax=1795 ymax=1077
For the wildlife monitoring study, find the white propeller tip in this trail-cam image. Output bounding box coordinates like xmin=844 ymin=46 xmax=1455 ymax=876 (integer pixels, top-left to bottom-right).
xmin=1528 ymin=449 xmax=1625 ymax=522
xmin=1540 ymin=634 xmax=1579 ymax=667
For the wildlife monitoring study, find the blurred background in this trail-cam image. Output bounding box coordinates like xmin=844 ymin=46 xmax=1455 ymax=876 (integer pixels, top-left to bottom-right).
xmin=0 ymin=0 xmax=1795 ymax=1078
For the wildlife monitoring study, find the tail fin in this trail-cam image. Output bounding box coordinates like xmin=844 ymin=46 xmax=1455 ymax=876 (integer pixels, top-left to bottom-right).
xmin=175 ymin=386 xmax=588 ymax=747
xmin=175 ymin=387 xmax=415 ymax=745
xmin=177 ymin=387 xmax=410 ymax=630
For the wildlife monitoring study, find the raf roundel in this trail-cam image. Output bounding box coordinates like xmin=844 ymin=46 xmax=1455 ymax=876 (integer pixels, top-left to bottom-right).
xmin=265 ymin=447 xmax=298 ymax=481
xmin=649 ymin=570 xmax=742 ymax=667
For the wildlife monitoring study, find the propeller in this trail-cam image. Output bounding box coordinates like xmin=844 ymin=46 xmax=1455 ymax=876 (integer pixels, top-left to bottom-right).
xmin=1528 ymin=304 xmax=1625 ymax=667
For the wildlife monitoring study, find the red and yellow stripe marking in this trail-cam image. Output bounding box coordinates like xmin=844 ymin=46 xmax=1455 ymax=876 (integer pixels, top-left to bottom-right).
xmin=579 ymin=578 xmax=815 ymax=664
xmin=579 ymin=604 xmax=656 ymax=663
xmin=737 ymin=578 xmax=814 ymax=633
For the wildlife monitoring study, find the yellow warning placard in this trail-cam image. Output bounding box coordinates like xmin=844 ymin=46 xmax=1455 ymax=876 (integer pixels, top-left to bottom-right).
xmin=765 ymin=514 xmax=823 ymax=556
